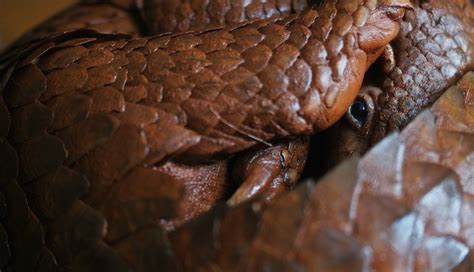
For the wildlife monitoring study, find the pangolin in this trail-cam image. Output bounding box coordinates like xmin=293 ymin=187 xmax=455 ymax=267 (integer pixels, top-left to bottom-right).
xmin=168 ymin=71 xmax=474 ymax=271
xmin=2 ymin=0 xmax=471 ymax=271
xmin=315 ymin=0 xmax=474 ymax=171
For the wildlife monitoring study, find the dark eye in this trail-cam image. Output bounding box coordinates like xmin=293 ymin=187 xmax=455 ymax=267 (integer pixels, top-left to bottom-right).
xmin=345 ymin=94 xmax=375 ymax=130
xmin=349 ymin=99 xmax=368 ymax=125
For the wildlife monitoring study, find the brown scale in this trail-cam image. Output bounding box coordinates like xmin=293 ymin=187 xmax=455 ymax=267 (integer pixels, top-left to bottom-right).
xmin=169 ymin=71 xmax=474 ymax=271
xmin=141 ymin=0 xmax=311 ymax=35
xmin=81 ymin=0 xmax=311 ymax=34
xmin=316 ymin=0 xmax=474 ymax=171
xmin=0 ymin=0 xmax=413 ymax=271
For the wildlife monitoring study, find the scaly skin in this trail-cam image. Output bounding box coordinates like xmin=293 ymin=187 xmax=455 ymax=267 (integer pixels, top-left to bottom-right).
xmin=0 ymin=2 xmax=314 ymax=271
xmin=4 ymin=2 xmax=408 ymax=161
xmin=2 ymin=2 xmax=410 ymax=200
xmin=6 ymin=0 xmax=417 ymax=204
xmin=317 ymin=0 xmax=474 ymax=171
xmin=0 ymin=1 xmax=411 ymax=271
xmin=141 ymin=0 xmax=310 ymax=35
xmin=169 ymin=71 xmax=474 ymax=271
xmin=81 ymin=0 xmax=311 ymax=34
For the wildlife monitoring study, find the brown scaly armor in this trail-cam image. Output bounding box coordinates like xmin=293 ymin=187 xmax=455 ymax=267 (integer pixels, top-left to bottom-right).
xmin=0 ymin=0 xmax=472 ymax=271
xmin=319 ymin=0 xmax=474 ymax=170
xmin=169 ymin=71 xmax=474 ymax=271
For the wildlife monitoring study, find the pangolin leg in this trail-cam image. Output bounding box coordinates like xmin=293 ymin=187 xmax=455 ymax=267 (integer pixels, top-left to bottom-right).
xmin=228 ymin=137 xmax=309 ymax=206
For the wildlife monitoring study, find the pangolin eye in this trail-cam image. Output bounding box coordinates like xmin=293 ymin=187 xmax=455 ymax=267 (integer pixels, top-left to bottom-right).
xmin=349 ymin=98 xmax=368 ymax=125
xmin=345 ymin=94 xmax=375 ymax=130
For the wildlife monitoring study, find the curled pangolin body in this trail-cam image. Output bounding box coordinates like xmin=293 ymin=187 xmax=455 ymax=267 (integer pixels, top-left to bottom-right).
xmin=4 ymin=0 xmax=472 ymax=271
xmin=1 ymin=0 xmax=409 ymax=212
xmin=169 ymin=71 xmax=474 ymax=271
xmin=4 ymin=1 xmax=407 ymax=161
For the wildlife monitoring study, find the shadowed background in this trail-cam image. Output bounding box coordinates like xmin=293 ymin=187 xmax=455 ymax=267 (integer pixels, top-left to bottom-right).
xmin=0 ymin=0 xmax=74 ymax=49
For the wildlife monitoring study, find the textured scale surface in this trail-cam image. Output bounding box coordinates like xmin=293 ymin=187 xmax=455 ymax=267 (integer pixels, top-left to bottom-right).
xmin=373 ymin=0 xmax=474 ymax=143
xmin=317 ymin=0 xmax=474 ymax=170
xmin=0 ymin=0 xmax=472 ymax=271
xmin=141 ymin=0 xmax=311 ymax=35
xmin=4 ymin=2 xmax=405 ymax=163
xmin=168 ymin=71 xmax=474 ymax=271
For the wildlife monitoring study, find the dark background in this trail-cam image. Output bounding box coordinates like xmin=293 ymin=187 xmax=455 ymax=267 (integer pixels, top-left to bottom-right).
xmin=0 ymin=0 xmax=74 ymax=49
